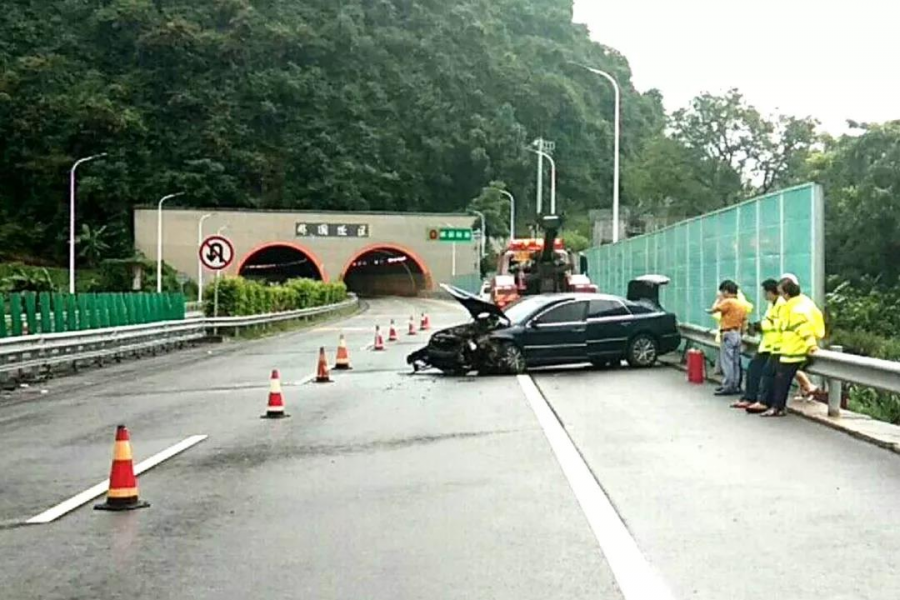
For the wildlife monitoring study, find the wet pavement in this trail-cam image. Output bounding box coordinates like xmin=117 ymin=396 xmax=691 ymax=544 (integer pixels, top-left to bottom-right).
xmin=1 ymin=297 xmax=899 ymax=599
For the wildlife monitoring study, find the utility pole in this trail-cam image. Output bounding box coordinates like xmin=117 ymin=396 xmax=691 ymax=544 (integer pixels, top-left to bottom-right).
xmin=528 ymin=147 xmax=557 ymax=216
xmin=499 ymin=190 xmax=515 ymax=241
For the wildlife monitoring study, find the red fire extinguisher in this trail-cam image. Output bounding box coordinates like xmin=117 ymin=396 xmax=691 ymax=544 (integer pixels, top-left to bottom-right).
xmin=687 ymin=349 xmax=705 ymax=384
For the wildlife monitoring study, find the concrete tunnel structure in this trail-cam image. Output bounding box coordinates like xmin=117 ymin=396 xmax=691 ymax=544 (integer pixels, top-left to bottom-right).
xmin=134 ymin=208 xmax=481 ymax=296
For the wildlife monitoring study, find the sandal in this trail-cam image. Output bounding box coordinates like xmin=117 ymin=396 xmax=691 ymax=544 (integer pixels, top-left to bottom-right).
xmin=731 ymin=400 xmax=752 ymax=409
xmin=745 ymin=402 xmax=768 ymax=414
xmin=761 ymin=408 xmax=786 ymax=417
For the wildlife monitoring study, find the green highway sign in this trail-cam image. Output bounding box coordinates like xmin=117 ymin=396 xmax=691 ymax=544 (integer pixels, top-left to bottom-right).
xmin=427 ymin=227 xmax=473 ymax=242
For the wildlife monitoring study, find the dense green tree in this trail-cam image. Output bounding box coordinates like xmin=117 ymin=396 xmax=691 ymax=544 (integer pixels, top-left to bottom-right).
xmin=802 ymin=121 xmax=900 ymax=283
xmin=0 ymin=0 xmax=665 ymax=263
xmin=626 ymin=90 xmax=817 ymax=221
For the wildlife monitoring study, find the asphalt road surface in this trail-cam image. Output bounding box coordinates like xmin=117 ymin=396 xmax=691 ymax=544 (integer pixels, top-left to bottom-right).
xmin=1 ymin=297 xmax=898 ymax=600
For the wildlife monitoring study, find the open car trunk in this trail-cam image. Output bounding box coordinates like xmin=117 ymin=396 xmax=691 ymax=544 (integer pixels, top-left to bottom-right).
xmin=627 ymin=275 xmax=671 ymax=308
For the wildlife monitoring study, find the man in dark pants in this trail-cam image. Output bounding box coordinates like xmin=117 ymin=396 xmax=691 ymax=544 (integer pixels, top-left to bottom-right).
xmin=735 ymin=279 xmax=783 ymax=410
xmin=708 ymin=281 xmax=746 ymax=396
xmin=762 ymin=278 xmax=819 ymax=417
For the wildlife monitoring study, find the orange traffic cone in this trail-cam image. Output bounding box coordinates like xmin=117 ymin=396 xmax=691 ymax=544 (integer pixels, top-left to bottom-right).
xmin=315 ymin=347 xmax=332 ymax=383
xmin=261 ymin=369 xmax=289 ymax=419
xmin=388 ymin=319 xmax=398 ymax=342
xmin=334 ymin=334 xmax=352 ymax=370
xmin=374 ymin=326 xmax=386 ymax=351
xmin=408 ymin=315 xmax=417 ymax=336
xmin=95 ymin=425 xmax=150 ymax=511
xmin=420 ymin=313 xmax=431 ymax=331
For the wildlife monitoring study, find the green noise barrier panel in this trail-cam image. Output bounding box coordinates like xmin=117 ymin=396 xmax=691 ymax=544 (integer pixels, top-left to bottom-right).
xmin=584 ymin=183 xmax=825 ymax=328
xmin=0 ymin=292 xmax=186 ymax=337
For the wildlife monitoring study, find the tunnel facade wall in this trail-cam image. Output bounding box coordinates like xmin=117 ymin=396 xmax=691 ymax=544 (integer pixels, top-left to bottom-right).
xmin=584 ymin=182 xmax=825 ymax=328
xmin=134 ymin=208 xmax=479 ymax=292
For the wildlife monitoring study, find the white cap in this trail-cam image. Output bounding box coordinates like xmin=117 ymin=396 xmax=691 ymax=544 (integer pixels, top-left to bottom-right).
xmin=780 ymin=273 xmax=799 ymax=285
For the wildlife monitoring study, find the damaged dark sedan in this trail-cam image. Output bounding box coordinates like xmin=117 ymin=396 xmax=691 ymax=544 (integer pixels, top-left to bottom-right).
xmin=407 ymin=279 xmax=681 ymax=375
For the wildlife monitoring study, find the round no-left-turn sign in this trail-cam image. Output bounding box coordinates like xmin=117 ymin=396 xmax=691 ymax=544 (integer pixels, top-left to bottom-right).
xmin=199 ymin=235 xmax=235 ymax=271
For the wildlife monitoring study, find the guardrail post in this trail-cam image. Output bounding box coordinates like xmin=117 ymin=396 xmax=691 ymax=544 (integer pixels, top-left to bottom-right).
xmin=827 ymin=345 xmax=844 ymax=418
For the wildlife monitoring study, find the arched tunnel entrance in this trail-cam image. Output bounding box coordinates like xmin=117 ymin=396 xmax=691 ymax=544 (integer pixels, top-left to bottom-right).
xmin=342 ymin=245 xmax=431 ymax=297
xmin=238 ymin=244 xmax=325 ymax=283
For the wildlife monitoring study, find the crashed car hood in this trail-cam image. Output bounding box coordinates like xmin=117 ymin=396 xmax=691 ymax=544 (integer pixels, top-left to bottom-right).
xmin=440 ymin=284 xmax=509 ymax=324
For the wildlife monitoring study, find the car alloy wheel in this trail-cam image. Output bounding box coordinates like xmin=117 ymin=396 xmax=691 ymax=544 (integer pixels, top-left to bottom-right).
xmin=499 ymin=343 xmax=526 ymax=375
xmin=627 ymin=334 xmax=658 ymax=368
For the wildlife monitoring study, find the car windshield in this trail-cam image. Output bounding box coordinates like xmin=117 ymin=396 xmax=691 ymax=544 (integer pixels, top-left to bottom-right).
xmin=502 ymin=296 xmax=553 ymax=325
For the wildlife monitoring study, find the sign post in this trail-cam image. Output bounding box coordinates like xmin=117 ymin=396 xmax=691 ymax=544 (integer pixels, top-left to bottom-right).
xmin=199 ymin=235 xmax=235 ymax=334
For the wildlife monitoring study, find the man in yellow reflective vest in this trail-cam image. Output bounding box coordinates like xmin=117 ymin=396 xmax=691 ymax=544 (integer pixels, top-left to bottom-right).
xmin=781 ymin=273 xmax=826 ymax=400
xmin=735 ymin=279 xmax=784 ymax=410
xmin=761 ymin=277 xmax=820 ymax=417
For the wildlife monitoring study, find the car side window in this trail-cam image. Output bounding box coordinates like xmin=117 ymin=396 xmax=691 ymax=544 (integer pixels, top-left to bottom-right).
xmin=588 ymin=299 xmax=630 ymax=319
xmin=536 ymin=301 xmax=588 ymax=324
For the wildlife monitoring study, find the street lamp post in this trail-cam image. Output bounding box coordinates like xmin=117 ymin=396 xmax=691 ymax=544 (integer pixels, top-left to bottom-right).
xmin=68 ymin=153 xmax=107 ymax=294
xmin=533 ymin=137 xmax=544 ymax=215
xmin=197 ymin=213 xmax=213 ymax=303
xmin=156 ymin=192 xmax=185 ymax=293
xmin=527 ymin=148 xmax=557 ymax=215
xmin=469 ymin=210 xmax=486 ymax=259
xmin=499 ymin=190 xmax=515 ymax=241
xmin=572 ymin=62 xmax=621 ymax=242
xmin=211 ymin=224 xmax=230 ymax=328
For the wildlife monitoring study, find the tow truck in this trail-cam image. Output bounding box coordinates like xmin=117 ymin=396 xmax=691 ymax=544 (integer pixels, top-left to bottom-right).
xmin=489 ymin=215 xmax=596 ymax=307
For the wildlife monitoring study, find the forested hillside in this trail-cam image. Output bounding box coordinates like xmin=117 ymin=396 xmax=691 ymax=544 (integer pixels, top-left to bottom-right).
xmin=0 ymin=0 xmax=665 ymax=262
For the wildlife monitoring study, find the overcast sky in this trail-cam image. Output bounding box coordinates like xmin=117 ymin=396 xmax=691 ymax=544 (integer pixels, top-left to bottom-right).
xmin=573 ymin=0 xmax=899 ymax=133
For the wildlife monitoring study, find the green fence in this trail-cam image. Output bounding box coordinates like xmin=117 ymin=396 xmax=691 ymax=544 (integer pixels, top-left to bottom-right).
xmin=585 ymin=183 xmax=825 ymax=327
xmin=0 ymin=292 xmax=186 ymax=338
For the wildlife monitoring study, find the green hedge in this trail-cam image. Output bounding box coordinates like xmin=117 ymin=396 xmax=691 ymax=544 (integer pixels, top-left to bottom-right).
xmin=203 ymin=277 xmax=348 ymax=317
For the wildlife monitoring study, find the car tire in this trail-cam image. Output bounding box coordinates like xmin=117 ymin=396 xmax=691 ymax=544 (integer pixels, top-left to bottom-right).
xmin=626 ymin=334 xmax=658 ymax=368
xmin=497 ymin=343 xmax=527 ymax=375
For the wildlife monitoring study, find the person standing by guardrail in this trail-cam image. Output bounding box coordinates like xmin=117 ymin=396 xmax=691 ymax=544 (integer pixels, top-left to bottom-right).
xmin=762 ymin=278 xmax=819 ymax=417
xmin=708 ymin=281 xmax=747 ymax=396
xmin=734 ymin=279 xmax=784 ymax=410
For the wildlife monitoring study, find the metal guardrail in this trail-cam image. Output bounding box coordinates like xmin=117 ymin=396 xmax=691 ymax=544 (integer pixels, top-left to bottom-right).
xmin=0 ymin=297 xmax=358 ymax=377
xmin=678 ymin=323 xmax=900 ymax=417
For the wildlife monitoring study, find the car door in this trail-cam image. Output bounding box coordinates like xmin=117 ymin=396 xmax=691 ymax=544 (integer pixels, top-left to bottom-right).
xmin=586 ymin=298 xmax=633 ymax=360
xmin=523 ymin=300 xmax=589 ymax=366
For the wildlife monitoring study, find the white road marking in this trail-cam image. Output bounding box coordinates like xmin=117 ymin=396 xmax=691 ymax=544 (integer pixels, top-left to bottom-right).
xmin=291 ymin=374 xmax=316 ymax=386
xmin=517 ymin=375 xmax=676 ymax=600
xmin=359 ymin=342 xmax=374 ymax=351
xmin=25 ymin=435 xmax=209 ymax=525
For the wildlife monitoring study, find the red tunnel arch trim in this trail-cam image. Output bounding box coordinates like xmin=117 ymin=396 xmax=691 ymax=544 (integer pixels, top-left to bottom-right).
xmin=236 ymin=242 xmax=329 ymax=282
xmin=340 ymin=243 xmax=434 ymax=290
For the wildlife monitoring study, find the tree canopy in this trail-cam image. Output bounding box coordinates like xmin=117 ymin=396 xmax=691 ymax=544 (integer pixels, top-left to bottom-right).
xmin=0 ymin=0 xmax=664 ymax=263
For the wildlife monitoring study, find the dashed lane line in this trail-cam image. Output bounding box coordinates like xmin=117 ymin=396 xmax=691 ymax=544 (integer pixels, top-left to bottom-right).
xmin=25 ymin=435 xmax=209 ymax=525
xmin=517 ymin=375 xmax=676 ymax=600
